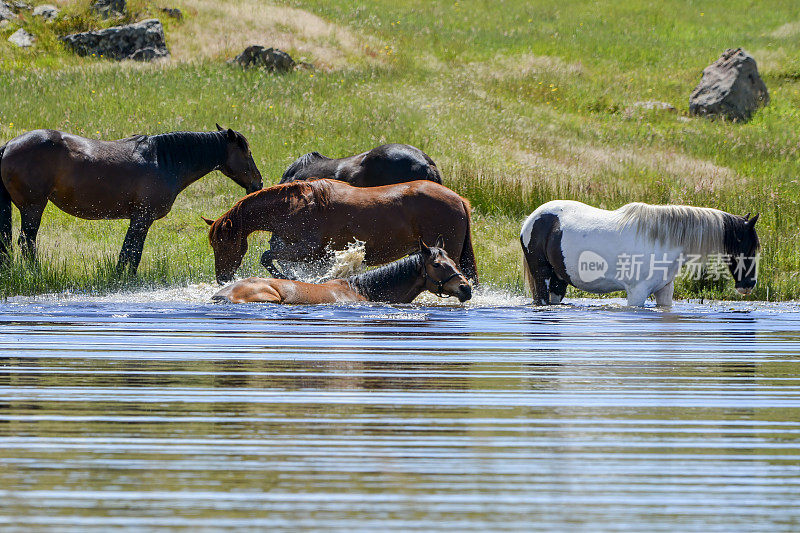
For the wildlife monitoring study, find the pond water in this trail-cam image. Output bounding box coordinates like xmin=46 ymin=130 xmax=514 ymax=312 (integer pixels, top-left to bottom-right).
xmin=1 ymin=287 xmax=800 ymax=532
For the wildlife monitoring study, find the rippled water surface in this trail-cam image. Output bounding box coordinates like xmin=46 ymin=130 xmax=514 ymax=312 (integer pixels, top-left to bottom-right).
xmin=2 ymin=288 xmax=800 ymax=532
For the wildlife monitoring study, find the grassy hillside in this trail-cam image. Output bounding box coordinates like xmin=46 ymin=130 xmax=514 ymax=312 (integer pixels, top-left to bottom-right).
xmin=1 ymin=0 xmax=799 ymax=300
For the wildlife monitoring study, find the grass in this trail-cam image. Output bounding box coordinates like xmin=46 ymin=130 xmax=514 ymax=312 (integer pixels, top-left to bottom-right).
xmin=1 ymin=0 xmax=799 ymax=300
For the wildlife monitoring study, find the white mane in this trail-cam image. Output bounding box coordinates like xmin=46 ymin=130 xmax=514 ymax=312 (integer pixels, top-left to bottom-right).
xmin=616 ymin=202 xmax=729 ymax=256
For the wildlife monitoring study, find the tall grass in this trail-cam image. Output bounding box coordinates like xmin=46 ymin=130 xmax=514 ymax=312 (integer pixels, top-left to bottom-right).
xmin=1 ymin=0 xmax=799 ymax=300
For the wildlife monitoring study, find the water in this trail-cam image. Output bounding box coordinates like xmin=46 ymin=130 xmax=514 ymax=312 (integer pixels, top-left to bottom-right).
xmin=2 ymin=287 xmax=800 ymax=532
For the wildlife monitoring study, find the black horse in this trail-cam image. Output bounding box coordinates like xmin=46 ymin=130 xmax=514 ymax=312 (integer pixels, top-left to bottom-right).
xmin=263 ymin=143 xmax=442 ymax=277
xmin=279 ymin=143 xmax=442 ymax=187
xmin=0 ymin=124 xmax=262 ymax=273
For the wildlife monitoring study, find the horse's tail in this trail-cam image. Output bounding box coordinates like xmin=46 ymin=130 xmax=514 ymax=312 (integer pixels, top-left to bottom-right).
xmin=0 ymin=143 xmax=11 ymax=262
xmin=459 ymin=198 xmax=478 ymax=284
xmin=521 ymin=235 xmax=534 ymax=297
xmin=426 ymin=162 xmax=443 ymax=184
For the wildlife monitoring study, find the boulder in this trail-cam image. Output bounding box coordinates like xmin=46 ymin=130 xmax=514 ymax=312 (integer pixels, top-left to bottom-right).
xmin=8 ymin=27 xmax=34 ymax=47
xmin=160 ymin=7 xmax=182 ymax=20
xmin=230 ymin=45 xmax=296 ymax=72
xmin=61 ymin=19 xmax=169 ymax=61
xmin=689 ymin=48 xmax=769 ymax=122
xmin=90 ymin=0 xmax=125 ymax=18
xmin=11 ymin=2 xmax=31 ymax=10
xmin=0 ymin=2 xmax=16 ymax=21
xmin=32 ymin=3 xmax=58 ymax=21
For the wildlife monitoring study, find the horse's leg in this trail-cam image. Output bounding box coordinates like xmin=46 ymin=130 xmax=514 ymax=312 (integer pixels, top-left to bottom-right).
xmin=653 ymin=281 xmax=674 ymax=308
xmin=117 ymin=216 xmax=154 ymax=274
xmin=549 ymin=277 xmax=568 ymax=305
xmin=18 ymin=202 xmax=46 ymax=262
xmin=625 ymin=284 xmax=652 ymax=307
xmin=260 ymin=235 xmax=292 ymax=279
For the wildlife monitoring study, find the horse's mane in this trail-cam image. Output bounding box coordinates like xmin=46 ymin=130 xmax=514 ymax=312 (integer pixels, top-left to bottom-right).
xmin=140 ymin=131 xmax=227 ymax=177
xmin=616 ymin=202 xmax=744 ymax=256
xmin=280 ymin=151 xmax=331 ymax=182
xmin=347 ymin=252 xmax=424 ymax=301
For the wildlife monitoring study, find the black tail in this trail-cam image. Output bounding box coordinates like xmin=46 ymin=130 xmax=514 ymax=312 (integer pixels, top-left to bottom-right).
xmin=0 ymin=144 xmax=11 ymax=263
xmin=426 ymin=162 xmax=443 ymax=184
xmin=459 ymin=198 xmax=478 ymax=284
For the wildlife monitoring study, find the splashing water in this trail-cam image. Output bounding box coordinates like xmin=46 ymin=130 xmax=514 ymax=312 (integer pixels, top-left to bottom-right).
xmin=315 ymin=239 xmax=367 ymax=281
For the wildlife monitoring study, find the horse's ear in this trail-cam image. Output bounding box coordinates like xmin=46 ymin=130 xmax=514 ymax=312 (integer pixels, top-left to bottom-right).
xmin=201 ymin=216 xmax=214 ymax=226
xmin=748 ymin=213 xmax=760 ymax=227
xmin=216 ymin=123 xmax=224 ymax=132
xmin=434 ymin=235 xmax=445 ymax=249
xmin=220 ymin=218 xmax=234 ymax=237
xmin=226 ymin=128 xmax=237 ymax=142
xmin=743 ymin=212 xmax=751 ymax=220
xmin=418 ymin=237 xmax=431 ymax=255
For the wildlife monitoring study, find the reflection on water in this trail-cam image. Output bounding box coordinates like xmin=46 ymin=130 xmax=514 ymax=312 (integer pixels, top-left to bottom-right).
xmin=1 ymin=291 xmax=800 ymax=531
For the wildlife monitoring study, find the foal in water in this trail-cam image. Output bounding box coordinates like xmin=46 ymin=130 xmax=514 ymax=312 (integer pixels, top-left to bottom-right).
xmin=213 ymin=237 xmax=472 ymax=304
xmin=0 ymin=124 xmax=262 ymax=272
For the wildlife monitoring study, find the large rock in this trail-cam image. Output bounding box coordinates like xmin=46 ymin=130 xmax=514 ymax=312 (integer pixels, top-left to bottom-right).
xmin=689 ymin=48 xmax=769 ymax=122
xmin=90 ymin=0 xmax=125 ymax=18
xmin=61 ymin=19 xmax=169 ymax=61
xmin=32 ymin=3 xmax=58 ymax=21
xmin=230 ymin=45 xmax=296 ymax=72
xmin=0 ymin=2 xmax=16 ymax=21
xmin=8 ymin=27 xmax=34 ymax=47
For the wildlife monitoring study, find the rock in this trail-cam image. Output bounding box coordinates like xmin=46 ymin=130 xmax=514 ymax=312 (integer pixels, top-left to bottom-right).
xmin=631 ymin=101 xmax=676 ymax=112
xmin=160 ymin=7 xmax=182 ymax=20
xmin=61 ymin=19 xmax=169 ymax=61
xmin=11 ymin=1 xmax=30 ymax=10
xmin=0 ymin=2 xmax=16 ymax=21
xmin=230 ymin=45 xmax=296 ymax=72
xmin=8 ymin=27 xmax=34 ymax=47
xmin=689 ymin=48 xmax=769 ymax=122
xmin=623 ymin=101 xmax=677 ymax=119
xmin=32 ymin=3 xmax=58 ymax=21
xmin=90 ymin=0 xmax=125 ymax=18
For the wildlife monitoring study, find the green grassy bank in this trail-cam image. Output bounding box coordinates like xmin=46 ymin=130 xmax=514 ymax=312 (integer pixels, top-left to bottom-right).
xmin=1 ymin=0 xmax=799 ymax=300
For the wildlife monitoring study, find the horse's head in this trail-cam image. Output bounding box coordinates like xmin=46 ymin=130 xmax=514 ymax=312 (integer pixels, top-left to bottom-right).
xmin=419 ymin=236 xmax=472 ymax=302
xmin=203 ymin=214 xmax=248 ymax=284
xmin=726 ymin=213 xmax=760 ymax=295
xmin=216 ymin=124 xmax=263 ymax=194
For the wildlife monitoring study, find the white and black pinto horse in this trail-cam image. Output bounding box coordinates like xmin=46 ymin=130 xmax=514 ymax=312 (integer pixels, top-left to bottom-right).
xmin=520 ymin=200 xmax=760 ymax=307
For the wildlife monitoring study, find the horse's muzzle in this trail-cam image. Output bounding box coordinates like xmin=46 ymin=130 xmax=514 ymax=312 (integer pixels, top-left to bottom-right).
xmin=457 ymin=283 xmax=472 ymax=302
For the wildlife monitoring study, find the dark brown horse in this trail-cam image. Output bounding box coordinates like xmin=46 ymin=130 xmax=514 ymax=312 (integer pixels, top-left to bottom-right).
xmin=0 ymin=124 xmax=262 ymax=273
xmin=273 ymin=144 xmax=443 ymax=276
xmin=279 ymin=143 xmax=442 ymax=187
xmin=212 ymin=237 xmax=472 ymax=304
xmin=202 ymin=179 xmax=478 ymax=285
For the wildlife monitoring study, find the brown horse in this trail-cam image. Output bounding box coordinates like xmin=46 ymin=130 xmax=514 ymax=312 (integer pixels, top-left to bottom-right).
xmin=0 ymin=124 xmax=262 ymax=273
xmin=212 ymin=237 xmax=472 ymax=304
xmin=202 ymin=179 xmax=478 ymax=285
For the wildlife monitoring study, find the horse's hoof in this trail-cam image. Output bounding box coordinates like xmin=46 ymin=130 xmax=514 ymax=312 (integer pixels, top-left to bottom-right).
xmin=259 ymin=250 xmax=272 ymax=269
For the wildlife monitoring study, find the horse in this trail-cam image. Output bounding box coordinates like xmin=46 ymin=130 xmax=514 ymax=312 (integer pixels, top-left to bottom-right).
xmin=279 ymin=143 xmax=442 ymax=187
xmin=0 ymin=124 xmax=262 ymax=273
xmin=202 ymin=178 xmax=478 ymax=285
xmin=212 ymin=237 xmax=472 ymax=304
xmin=520 ymin=200 xmax=760 ymax=307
